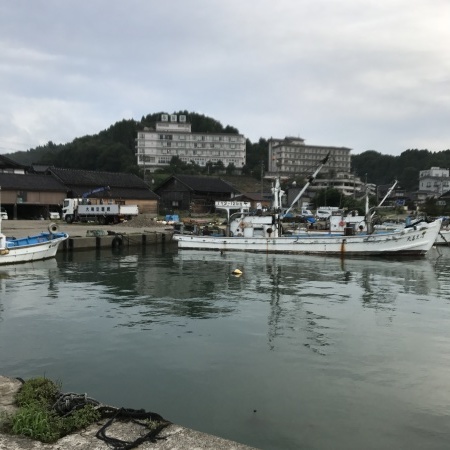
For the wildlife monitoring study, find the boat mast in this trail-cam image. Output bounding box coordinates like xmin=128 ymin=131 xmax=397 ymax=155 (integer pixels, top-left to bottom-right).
xmin=0 ymin=186 xmax=2 ymax=234
xmin=371 ymin=180 xmax=398 ymax=218
xmin=272 ymin=178 xmax=284 ymax=211
xmin=283 ymin=152 xmax=330 ymax=217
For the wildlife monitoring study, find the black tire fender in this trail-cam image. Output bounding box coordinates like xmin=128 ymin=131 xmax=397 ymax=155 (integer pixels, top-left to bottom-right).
xmin=112 ymin=235 xmax=123 ymax=248
xmin=48 ymin=223 xmax=59 ymax=234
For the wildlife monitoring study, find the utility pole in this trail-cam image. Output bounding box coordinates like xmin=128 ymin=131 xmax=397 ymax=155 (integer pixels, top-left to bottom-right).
xmin=261 ymin=161 xmax=264 ymax=198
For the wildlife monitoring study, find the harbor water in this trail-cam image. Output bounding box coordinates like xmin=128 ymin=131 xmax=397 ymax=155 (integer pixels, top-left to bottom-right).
xmin=1 ymin=244 xmax=450 ymax=450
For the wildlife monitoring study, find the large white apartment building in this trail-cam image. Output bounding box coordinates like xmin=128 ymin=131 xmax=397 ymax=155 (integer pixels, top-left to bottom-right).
xmin=136 ymin=114 xmax=246 ymax=174
xmin=268 ymin=136 xmax=351 ymax=176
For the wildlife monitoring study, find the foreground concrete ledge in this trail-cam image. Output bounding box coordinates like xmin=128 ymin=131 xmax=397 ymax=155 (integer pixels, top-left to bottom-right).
xmin=0 ymin=376 xmax=258 ymax=450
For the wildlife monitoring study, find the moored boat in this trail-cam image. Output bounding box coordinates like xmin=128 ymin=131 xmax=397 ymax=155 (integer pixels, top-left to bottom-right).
xmin=0 ymin=222 xmax=68 ymax=265
xmin=174 ymin=156 xmax=442 ymax=257
xmin=436 ymin=228 xmax=450 ymax=245
xmin=174 ymin=220 xmax=441 ymax=256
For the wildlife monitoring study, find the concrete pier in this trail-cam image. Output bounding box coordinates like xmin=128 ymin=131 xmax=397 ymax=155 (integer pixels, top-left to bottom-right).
xmin=1 ymin=219 xmax=175 ymax=252
xmin=62 ymin=229 xmax=171 ymax=252
xmin=0 ymin=376 xmax=258 ymax=450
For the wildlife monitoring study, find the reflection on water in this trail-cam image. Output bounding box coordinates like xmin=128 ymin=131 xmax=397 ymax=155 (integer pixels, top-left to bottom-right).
xmin=1 ymin=246 xmax=450 ymax=450
xmin=0 ymin=258 xmax=60 ymax=301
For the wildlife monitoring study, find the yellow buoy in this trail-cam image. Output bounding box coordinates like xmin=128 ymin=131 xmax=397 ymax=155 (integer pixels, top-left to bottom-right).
xmin=232 ymin=268 xmax=242 ymax=275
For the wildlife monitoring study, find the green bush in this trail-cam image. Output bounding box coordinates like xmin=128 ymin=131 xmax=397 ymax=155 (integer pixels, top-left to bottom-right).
xmin=10 ymin=403 xmax=60 ymax=442
xmin=2 ymin=377 xmax=100 ymax=443
xmin=15 ymin=377 xmax=60 ymax=408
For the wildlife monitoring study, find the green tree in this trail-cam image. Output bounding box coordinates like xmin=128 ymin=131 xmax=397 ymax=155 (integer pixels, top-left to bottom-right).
xmin=213 ymin=160 xmax=225 ymax=173
xmin=169 ymin=156 xmax=188 ymax=173
xmin=312 ymin=188 xmax=343 ymax=208
xmin=244 ymin=138 xmax=268 ymax=179
xmin=204 ymin=161 xmax=214 ymax=175
xmin=226 ymin=162 xmax=236 ymax=175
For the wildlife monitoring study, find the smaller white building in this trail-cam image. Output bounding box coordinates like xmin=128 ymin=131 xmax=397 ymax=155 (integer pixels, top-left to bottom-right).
xmin=419 ymin=167 xmax=450 ymax=197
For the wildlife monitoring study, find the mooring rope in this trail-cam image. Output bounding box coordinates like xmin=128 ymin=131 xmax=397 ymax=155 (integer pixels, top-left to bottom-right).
xmin=52 ymin=392 xmax=171 ymax=449
xmin=53 ymin=392 xmax=100 ymax=417
xmin=96 ymin=407 xmax=171 ymax=450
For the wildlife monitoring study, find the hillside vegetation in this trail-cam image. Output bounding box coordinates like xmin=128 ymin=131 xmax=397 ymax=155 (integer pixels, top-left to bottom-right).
xmin=5 ymin=110 xmax=450 ymax=191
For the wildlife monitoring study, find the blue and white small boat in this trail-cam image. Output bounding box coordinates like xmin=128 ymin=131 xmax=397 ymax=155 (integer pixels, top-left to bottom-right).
xmin=0 ymin=222 xmax=68 ymax=265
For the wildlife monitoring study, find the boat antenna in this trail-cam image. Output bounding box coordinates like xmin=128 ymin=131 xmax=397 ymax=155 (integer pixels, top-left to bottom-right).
xmin=283 ymin=152 xmax=330 ymax=217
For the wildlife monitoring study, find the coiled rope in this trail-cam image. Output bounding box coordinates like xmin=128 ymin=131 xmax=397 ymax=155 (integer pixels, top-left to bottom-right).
xmin=96 ymin=407 xmax=171 ymax=450
xmin=53 ymin=392 xmax=171 ymax=449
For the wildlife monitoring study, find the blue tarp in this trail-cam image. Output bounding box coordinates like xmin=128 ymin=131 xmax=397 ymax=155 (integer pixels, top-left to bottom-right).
xmin=165 ymin=214 xmax=180 ymax=222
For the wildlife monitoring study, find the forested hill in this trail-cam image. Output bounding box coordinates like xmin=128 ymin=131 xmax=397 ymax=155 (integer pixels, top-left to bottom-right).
xmin=6 ymin=111 xmax=241 ymax=175
xmin=4 ymin=110 xmax=450 ymax=191
xmin=351 ymin=149 xmax=450 ymax=190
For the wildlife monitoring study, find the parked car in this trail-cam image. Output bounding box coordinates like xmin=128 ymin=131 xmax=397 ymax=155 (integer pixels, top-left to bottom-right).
xmin=301 ymin=209 xmax=314 ymax=218
xmin=0 ymin=207 xmax=8 ymax=220
xmin=49 ymin=211 xmax=61 ymax=220
xmin=315 ymin=209 xmax=333 ymax=220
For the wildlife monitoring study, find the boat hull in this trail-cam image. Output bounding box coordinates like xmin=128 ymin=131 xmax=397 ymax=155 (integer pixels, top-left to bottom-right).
xmin=0 ymin=232 xmax=68 ymax=265
xmin=175 ymin=220 xmax=441 ymax=256
xmin=436 ymin=229 xmax=450 ymax=245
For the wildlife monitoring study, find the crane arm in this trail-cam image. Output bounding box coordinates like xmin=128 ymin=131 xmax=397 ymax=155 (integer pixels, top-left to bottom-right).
xmin=283 ymin=152 xmax=330 ymax=217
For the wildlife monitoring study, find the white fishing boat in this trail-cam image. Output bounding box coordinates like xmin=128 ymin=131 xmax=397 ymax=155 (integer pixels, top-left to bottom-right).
xmin=174 ymin=155 xmax=442 ymax=257
xmin=0 ymin=222 xmax=68 ymax=265
xmin=436 ymin=228 xmax=450 ymax=245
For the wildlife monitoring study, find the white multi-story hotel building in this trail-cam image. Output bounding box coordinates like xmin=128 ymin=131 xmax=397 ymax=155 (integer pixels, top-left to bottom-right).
xmin=136 ymin=114 xmax=246 ymax=174
xmin=268 ymin=136 xmax=351 ymax=176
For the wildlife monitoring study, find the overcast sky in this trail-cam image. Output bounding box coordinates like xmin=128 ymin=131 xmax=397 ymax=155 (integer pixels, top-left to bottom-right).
xmin=1 ymin=0 xmax=449 ymax=157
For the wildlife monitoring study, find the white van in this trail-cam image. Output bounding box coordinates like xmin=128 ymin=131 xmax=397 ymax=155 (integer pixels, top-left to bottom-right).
xmin=0 ymin=207 xmax=8 ymax=220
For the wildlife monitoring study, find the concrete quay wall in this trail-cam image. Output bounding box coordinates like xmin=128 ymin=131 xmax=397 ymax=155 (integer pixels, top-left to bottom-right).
xmin=62 ymin=229 xmax=171 ymax=252
xmin=1 ymin=219 xmax=175 ymax=252
xmin=0 ymin=376 xmax=258 ymax=450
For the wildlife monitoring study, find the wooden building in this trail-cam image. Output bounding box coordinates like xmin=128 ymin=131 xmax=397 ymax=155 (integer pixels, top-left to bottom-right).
xmin=0 ymin=172 xmax=67 ymax=220
xmin=155 ymin=175 xmax=238 ymax=214
xmin=232 ymin=192 xmax=271 ymax=210
xmin=49 ymin=168 xmax=159 ymax=215
xmin=0 ymin=155 xmax=159 ymax=219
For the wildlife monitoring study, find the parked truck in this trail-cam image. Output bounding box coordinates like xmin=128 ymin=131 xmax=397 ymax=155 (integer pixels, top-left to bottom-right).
xmin=62 ymin=198 xmax=139 ymax=224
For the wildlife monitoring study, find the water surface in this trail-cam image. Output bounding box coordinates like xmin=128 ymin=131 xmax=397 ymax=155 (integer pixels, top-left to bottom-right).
xmin=1 ymin=245 xmax=450 ymax=450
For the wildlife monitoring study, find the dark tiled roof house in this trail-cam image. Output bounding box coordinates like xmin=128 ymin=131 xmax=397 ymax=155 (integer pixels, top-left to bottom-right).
xmin=49 ymin=168 xmax=160 ymax=214
xmin=0 ymin=155 xmax=160 ymax=218
xmin=154 ymin=175 xmax=239 ymax=213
